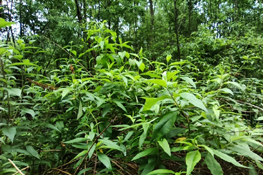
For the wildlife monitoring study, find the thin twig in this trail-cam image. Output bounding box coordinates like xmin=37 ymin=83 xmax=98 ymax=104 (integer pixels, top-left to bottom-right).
xmin=93 ymin=154 xmax=97 ymax=175
xmin=73 ymin=116 xmax=118 ymax=175
xmin=8 ymin=159 xmax=24 ymax=175
xmin=41 ymin=35 xmax=92 ymax=75
xmin=52 ymin=168 xmax=72 ymax=175
xmin=237 ymin=100 xmax=263 ymax=112
xmin=13 ymin=166 xmax=29 ymax=175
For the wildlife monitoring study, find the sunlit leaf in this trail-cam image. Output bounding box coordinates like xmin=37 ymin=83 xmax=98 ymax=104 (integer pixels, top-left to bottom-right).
xmin=186 ymin=150 xmax=201 ymax=175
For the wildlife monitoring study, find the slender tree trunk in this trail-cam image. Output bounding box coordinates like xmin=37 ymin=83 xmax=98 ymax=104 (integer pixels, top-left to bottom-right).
xmin=149 ymin=0 xmax=154 ymax=45
xmin=174 ymin=0 xmax=180 ymax=60
xmin=19 ymin=0 xmax=23 ymax=37
xmin=188 ymin=0 xmax=192 ymax=36
xmin=74 ymin=0 xmax=82 ymax=24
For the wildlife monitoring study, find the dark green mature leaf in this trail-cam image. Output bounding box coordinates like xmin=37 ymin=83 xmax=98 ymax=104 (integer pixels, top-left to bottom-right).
xmin=132 ymin=147 xmax=158 ymax=161
xmin=2 ymin=127 xmax=16 ymax=143
xmin=77 ymin=101 xmax=83 ymax=119
xmin=205 ymin=153 xmax=223 ymax=175
xmin=64 ymin=138 xmax=88 ymax=144
xmin=45 ymin=124 xmax=61 ymax=132
xmin=186 ymin=150 xmax=201 ymax=175
xmin=21 ymin=108 xmax=35 ymax=118
xmin=26 ymin=146 xmax=40 ymax=159
xmin=97 ymin=153 xmax=112 ymax=170
xmin=77 ymin=168 xmax=92 ymax=175
xmin=180 ymin=93 xmax=207 ymax=112
xmin=152 ymin=112 xmax=178 ymax=141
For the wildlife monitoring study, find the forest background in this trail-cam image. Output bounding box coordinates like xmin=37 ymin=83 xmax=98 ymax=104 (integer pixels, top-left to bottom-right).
xmin=1 ymin=0 xmax=263 ymax=175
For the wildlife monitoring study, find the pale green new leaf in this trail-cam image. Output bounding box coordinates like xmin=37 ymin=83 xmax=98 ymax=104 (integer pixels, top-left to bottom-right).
xmin=145 ymin=79 xmax=167 ymax=87
xmin=205 ymin=153 xmax=223 ymax=175
xmin=186 ymin=150 xmax=201 ymax=175
xmin=142 ymin=95 xmax=169 ymax=111
xmin=180 ymin=93 xmax=207 ymax=112
xmin=158 ymin=138 xmax=171 ymax=156
xmin=147 ymin=169 xmax=176 ymax=175
xmin=166 ymin=55 xmax=172 ymax=63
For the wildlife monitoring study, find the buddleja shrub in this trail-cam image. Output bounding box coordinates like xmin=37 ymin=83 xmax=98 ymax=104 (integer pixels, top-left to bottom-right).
xmin=1 ymin=20 xmax=263 ymax=175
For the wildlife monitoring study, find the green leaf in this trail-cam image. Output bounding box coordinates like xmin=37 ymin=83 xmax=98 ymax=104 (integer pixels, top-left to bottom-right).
xmin=112 ymin=99 xmax=127 ymax=112
xmin=97 ymin=153 xmax=112 ymax=170
xmin=145 ymin=79 xmax=167 ymax=87
xmin=64 ymin=138 xmax=88 ymax=144
xmin=0 ymin=18 xmax=15 ymax=28
xmin=249 ymin=163 xmax=258 ymax=175
xmin=139 ymin=123 xmax=149 ymax=149
xmin=21 ymin=108 xmax=35 ymax=118
xmin=141 ymin=162 xmax=156 ymax=175
xmin=152 ymin=112 xmax=178 ymax=141
xmin=158 ymin=138 xmax=171 ymax=156
xmin=142 ymin=95 xmax=169 ymax=111
xmin=77 ymin=168 xmax=92 ymax=175
xmin=2 ymin=127 xmax=16 ymax=143
xmin=146 ymin=169 xmax=176 ymax=175
xmin=132 ymin=147 xmax=158 ymax=161
xmin=77 ymin=101 xmax=83 ymax=120
xmin=26 ymin=145 xmax=40 ymax=159
xmin=45 ymin=124 xmax=61 ymax=133
xmin=3 ymin=88 xmax=21 ymax=97
xmin=205 ymin=153 xmax=223 ymax=175
xmin=99 ymin=139 xmax=122 ymax=152
xmin=213 ymin=149 xmax=248 ymax=168
xmin=181 ymin=77 xmax=196 ymax=89
xmin=186 ymin=150 xmax=201 ymax=175
xmin=218 ymin=88 xmax=234 ymax=95
xmin=180 ymin=93 xmax=207 ymax=112
xmin=139 ymin=62 xmax=145 ymax=72
xmin=166 ymin=55 xmax=172 ymax=63
xmin=61 ymin=87 xmax=72 ymax=99
xmin=225 ymin=81 xmax=245 ymax=91
xmin=228 ymin=145 xmax=263 ymax=161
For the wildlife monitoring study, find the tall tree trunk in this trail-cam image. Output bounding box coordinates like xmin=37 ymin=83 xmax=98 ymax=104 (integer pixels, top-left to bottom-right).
xmin=188 ymin=0 xmax=192 ymax=36
xmin=19 ymin=0 xmax=23 ymax=37
xmin=149 ymin=0 xmax=154 ymax=45
xmin=74 ymin=0 xmax=82 ymax=24
xmin=174 ymin=0 xmax=180 ymax=60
